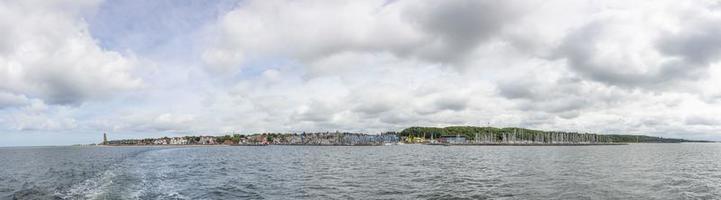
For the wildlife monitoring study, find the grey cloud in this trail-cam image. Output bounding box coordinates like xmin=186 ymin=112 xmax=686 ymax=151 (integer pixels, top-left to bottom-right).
xmin=353 ymin=101 xmax=394 ymax=115
xmin=204 ymin=0 xmax=525 ymax=72
xmin=40 ymin=75 xmax=91 ymax=105
xmin=640 ymin=118 xmax=665 ymax=127
xmin=413 ymin=96 xmax=469 ymax=115
xmin=522 ymin=98 xmax=588 ymax=113
xmin=496 ymin=75 xmax=617 ymax=118
xmin=16 ymin=59 xmax=140 ymax=105
xmin=497 ymin=80 xmax=535 ymax=100
xmin=350 ymin=91 xmax=399 ymax=116
xmin=556 ymin=15 xmax=721 ymax=89
xmin=433 ymin=96 xmax=468 ymax=112
xmin=402 ymin=0 xmax=521 ymax=63
xmin=557 ymin=110 xmax=580 ymax=119
xmin=518 ymin=113 xmax=556 ymax=127
xmin=556 ymin=23 xmax=661 ymax=87
xmin=0 ymin=92 xmax=29 ymax=109
xmin=657 ymin=20 xmax=721 ymax=65
xmin=685 ymin=115 xmax=719 ymax=126
xmin=379 ymin=113 xmax=417 ymax=124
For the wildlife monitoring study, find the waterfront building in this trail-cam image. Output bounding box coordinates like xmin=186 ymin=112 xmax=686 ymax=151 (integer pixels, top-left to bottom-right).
xmin=199 ymin=136 xmax=216 ymax=145
xmin=153 ymin=138 xmax=169 ymax=145
xmin=247 ymin=134 xmax=267 ymax=144
xmin=170 ymin=137 xmax=189 ymax=145
xmin=439 ymin=135 xmax=466 ymax=144
xmin=288 ymin=135 xmax=302 ymax=144
xmin=404 ymin=136 xmax=426 ymax=143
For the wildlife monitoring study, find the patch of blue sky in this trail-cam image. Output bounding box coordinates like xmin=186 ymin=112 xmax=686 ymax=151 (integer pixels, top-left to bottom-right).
xmin=87 ymin=0 xmax=241 ymax=61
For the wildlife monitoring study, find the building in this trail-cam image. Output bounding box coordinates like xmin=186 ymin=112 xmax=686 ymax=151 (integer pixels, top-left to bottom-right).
xmin=170 ymin=137 xmax=188 ymax=145
xmin=404 ymin=136 xmax=426 ymax=144
xmin=199 ymin=136 xmax=217 ymax=145
xmin=153 ymin=138 xmax=169 ymax=145
xmin=438 ymin=135 xmax=466 ymax=144
xmin=246 ymin=134 xmax=267 ymax=144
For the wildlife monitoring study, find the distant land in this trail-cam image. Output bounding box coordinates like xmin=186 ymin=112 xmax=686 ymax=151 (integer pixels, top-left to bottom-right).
xmin=399 ymin=126 xmax=715 ymax=143
xmin=96 ymin=126 xmax=715 ymax=146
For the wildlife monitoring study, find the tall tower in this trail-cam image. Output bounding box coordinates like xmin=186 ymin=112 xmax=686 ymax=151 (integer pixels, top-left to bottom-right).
xmin=103 ymin=133 xmax=108 ymax=145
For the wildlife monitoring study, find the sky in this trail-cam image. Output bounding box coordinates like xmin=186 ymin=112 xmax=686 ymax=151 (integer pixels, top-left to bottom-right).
xmin=1 ymin=0 xmax=721 ymax=146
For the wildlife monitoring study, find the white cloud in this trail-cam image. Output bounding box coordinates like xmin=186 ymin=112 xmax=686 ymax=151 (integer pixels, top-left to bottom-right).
xmin=202 ymin=0 xmax=525 ymax=72
xmin=555 ymin=1 xmax=721 ymax=89
xmin=0 ymin=100 xmax=78 ymax=131
xmin=0 ymin=0 xmax=141 ymax=105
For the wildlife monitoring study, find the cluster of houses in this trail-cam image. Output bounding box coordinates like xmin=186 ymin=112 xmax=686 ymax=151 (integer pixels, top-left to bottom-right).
xmin=264 ymin=132 xmax=400 ymax=145
xmin=106 ymin=136 xmax=220 ymax=145
xmin=103 ymin=132 xmax=401 ymax=146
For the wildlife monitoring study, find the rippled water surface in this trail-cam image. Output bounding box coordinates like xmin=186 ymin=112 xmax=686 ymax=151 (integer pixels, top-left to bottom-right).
xmin=1 ymin=144 xmax=720 ymax=199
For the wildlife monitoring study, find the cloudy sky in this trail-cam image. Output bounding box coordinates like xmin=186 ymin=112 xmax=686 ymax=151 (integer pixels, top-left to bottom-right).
xmin=2 ymin=0 xmax=721 ymax=146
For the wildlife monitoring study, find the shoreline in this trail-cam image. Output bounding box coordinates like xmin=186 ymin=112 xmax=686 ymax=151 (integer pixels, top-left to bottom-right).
xmin=96 ymin=144 xmax=234 ymax=147
xmin=94 ymin=143 xmax=630 ymax=147
xmin=428 ymin=143 xmax=628 ymax=146
xmin=97 ymin=144 xmax=384 ymax=147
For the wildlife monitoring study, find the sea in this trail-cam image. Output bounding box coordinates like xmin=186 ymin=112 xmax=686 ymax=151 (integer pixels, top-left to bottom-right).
xmin=1 ymin=143 xmax=719 ymax=199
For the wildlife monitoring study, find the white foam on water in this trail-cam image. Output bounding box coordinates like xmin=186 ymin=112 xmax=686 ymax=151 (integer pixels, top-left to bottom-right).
xmin=55 ymin=149 xmax=165 ymax=199
xmin=55 ymin=166 xmax=119 ymax=200
xmin=123 ymin=148 xmax=190 ymax=200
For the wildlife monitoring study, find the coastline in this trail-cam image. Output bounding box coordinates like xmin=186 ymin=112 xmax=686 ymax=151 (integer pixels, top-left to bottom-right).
xmin=94 ymin=143 xmax=630 ymax=147
xmin=428 ymin=143 xmax=628 ymax=146
xmin=96 ymin=144 xmax=235 ymax=147
xmin=97 ymin=144 xmax=383 ymax=147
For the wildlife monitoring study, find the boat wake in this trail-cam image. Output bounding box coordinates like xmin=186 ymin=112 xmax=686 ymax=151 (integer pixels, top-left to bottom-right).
xmin=55 ymin=166 xmax=120 ymax=199
xmin=54 ymin=148 xmax=170 ymax=200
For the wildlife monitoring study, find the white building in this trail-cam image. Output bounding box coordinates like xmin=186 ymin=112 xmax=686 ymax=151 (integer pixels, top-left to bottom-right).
xmin=170 ymin=137 xmax=188 ymax=145
xmin=153 ymin=138 xmax=168 ymax=145
xmin=199 ymin=136 xmax=216 ymax=145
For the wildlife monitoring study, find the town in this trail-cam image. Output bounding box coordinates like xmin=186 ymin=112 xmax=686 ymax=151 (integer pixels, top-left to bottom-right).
xmin=103 ymin=132 xmax=402 ymax=146
xmin=98 ymin=126 xmax=693 ymax=146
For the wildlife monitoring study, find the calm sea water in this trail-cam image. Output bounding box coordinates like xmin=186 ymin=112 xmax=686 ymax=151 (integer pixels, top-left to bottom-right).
xmin=1 ymin=144 xmax=720 ymax=199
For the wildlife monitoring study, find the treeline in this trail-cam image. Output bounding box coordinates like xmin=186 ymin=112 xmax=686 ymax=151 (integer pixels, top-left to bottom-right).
xmin=604 ymin=135 xmax=708 ymax=143
xmin=399 ymin=126 xmax=703 ymax=143
xmin=214 ymin=134 xmax=244 ymax=143
xmin=400 ymin=126 xmax=556 ymax=140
